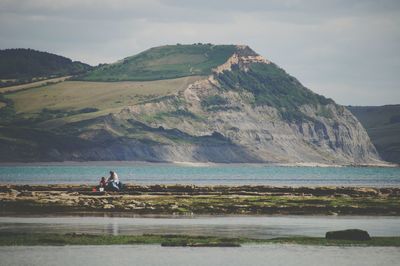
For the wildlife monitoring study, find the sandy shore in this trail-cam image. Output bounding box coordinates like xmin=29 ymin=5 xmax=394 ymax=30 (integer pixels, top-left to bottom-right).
xmin=1 ymin=184 xmax=399 ymax=216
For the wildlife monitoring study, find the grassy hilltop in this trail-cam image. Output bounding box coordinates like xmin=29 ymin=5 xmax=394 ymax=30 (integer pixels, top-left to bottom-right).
xmin=78 ymin=44 xmax=237 ymax=81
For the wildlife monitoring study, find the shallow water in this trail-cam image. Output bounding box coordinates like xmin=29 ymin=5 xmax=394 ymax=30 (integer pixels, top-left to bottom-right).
xmin=1 ymin=245 xmax=399 ymax=266
xmin=0 ymin=162 xmax=399 ymax=187
xmin=1 ymin=215 xmax=399 ymax=238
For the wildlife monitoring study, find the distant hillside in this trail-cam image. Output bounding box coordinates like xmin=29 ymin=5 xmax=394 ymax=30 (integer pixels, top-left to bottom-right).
xmin=348 ymin=105 xmax=400 ymax=163
xmin=0 ymin=48 xmax=92 ymax=86
xmin=0 ymin=44 xmax=381 ymax=164
xmin=77 ymin=44 xmax=237 ymax=81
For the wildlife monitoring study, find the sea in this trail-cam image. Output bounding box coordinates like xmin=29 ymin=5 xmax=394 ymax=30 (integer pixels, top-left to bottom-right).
xmin=0 ymin=162 xmax=399 ymax=187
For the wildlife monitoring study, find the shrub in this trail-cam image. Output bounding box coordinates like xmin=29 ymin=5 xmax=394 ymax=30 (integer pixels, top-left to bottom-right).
xmin=201 ymin=95 xmax=228 ymax=107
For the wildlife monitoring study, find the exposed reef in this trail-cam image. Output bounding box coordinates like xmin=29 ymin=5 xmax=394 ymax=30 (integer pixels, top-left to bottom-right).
xmin=1 ymin=184 xmax=399 ymax=215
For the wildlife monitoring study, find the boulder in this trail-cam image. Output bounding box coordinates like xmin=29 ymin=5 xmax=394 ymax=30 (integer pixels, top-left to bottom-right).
xmin=103 ymin=204 xmax=115 ymax=209
xmin=325 ymin=229 xmax=371 ymax=241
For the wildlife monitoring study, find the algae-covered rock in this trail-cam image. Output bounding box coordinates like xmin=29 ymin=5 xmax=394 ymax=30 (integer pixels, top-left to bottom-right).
xmin=325 ymin=229 xmax=371 ymax=241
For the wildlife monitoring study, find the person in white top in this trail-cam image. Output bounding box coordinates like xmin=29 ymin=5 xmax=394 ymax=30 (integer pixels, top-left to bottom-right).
xmin=107 ymin=171 xmax=121 ymax=191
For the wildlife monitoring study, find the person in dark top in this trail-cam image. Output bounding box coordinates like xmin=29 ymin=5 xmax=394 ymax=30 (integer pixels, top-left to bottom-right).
xmin=98 ymin=177 xmax=107 ymax=191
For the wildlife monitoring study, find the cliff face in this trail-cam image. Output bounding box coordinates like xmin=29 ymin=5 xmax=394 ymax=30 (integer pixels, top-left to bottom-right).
xmin=55 ymin=45 xmax=380 ymax=164
xmin=0 ymin=44 xmax=382 ymax=164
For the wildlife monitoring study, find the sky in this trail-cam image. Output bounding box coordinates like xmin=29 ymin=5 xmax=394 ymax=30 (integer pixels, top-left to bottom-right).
xmin=0 ymin=0 xmax=399 ymax=106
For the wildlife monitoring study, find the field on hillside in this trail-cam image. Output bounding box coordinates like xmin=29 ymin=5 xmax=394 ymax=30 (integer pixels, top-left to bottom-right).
xmin=0 ymin=75 xmax=205 ymax=161
xmin=5 ymin=76 xmax=203 ymax=117
xmin=0 ymin=76 xmax=71 ymax=94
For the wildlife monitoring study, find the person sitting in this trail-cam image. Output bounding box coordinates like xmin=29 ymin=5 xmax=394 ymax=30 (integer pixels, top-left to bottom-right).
xmin=98 ymin=177 xmax=107 ymax=191
xmin=106 ymin=171 xmax=122 ymax=191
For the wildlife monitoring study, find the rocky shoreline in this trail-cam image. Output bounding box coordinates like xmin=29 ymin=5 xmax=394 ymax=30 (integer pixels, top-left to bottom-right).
xmin=1 ymin=184 xmax=399 ymax=215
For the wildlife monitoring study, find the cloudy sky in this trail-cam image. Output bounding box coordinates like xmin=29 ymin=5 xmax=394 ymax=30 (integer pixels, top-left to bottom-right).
xmin=0 ymin=0 xmax=399 ymax=105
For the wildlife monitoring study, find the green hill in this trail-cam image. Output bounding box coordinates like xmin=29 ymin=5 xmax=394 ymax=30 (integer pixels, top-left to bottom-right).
xmin=78 ymin=43 xmax=334 ymax=121
xmin=348 ymin=105 xmax=400 ymax=163
xmin=0 ymin=44 xmax=381 ymax=164
xmin=78 ymin=44 xmax=236 ymax=81
xmin=0 ymin=48 xmax=92 ymax=87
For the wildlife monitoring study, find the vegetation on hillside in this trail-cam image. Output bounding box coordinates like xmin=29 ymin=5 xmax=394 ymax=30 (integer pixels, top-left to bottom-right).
xmin=0 ymin=76 xmax=69 ymax=94
xmin=348 ymin=105 xmax=400 ymax=163
xmin=78 ymin=44 xmax=236 ymax=81
xmin=216 ymin=63 xmax=334 ymax=121
xmin=0 ymin=126 xmax=96 ymax=162
xmin=201 ymin=95 xmax=228 ymax=107
xmin=0 ymin=94 xmax=16 ymax=123
xmin=34 ymin=108 xmax=99 ymax=123
xmin=0 ymin=48 xmax=92 ymax=87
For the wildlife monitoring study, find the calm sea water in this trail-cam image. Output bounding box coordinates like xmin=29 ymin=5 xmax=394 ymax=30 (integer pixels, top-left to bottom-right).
xmin=1 ymin=215 xmax=398 ymax=238
xmin=0 ymin=162 xmax=399 ymax=186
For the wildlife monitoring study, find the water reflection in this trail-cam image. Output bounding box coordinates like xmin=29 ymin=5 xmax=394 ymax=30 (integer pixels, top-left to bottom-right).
xmin=0 ymin=215 xmax=399 ymax=238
